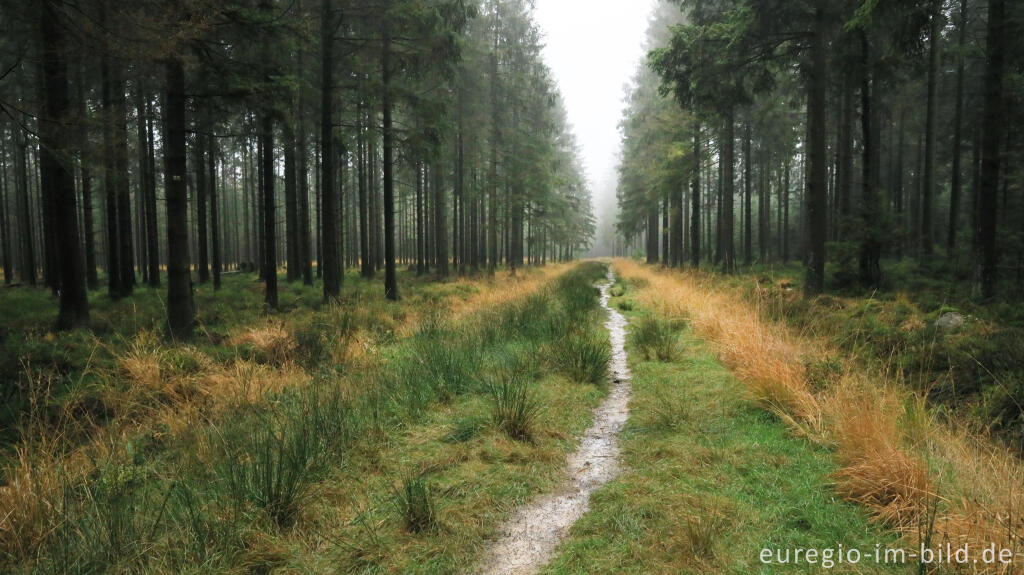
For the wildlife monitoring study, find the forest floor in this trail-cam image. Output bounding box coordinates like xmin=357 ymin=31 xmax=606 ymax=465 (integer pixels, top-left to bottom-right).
xmin=2 ymin=260 xmax=1023 ymax=574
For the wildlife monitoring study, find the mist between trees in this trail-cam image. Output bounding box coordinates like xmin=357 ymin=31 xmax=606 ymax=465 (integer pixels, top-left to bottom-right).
xmin=614 ymin=0 xmax=1021 ymax=303
xmin=0 ymin=0 xmax=596 ymax=334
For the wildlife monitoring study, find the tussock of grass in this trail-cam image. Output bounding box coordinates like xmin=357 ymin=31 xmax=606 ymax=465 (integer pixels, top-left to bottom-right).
xmin=233 ymin=321 xmax=297 ymax=366
xmin=631 ymin=316 xmax=681 ymax=361
xmin=489 ymin=373 xmax=543 ymax=441
xmin=549 ymin=330 xmax=611 ymax=385
xmin=391 ymin=475 xmax=437 ymax=533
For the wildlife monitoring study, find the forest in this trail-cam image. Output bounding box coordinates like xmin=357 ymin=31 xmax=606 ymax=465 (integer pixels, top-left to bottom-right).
xmin=1 ymin=0 xmax=1023 ymax=573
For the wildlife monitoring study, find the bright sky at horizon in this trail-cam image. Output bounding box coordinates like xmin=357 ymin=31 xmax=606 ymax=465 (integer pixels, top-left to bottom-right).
xmin=533 ymin=0 xmax=657 ymax=251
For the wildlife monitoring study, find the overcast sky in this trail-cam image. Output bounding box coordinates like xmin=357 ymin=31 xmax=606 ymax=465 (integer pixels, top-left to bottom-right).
xmin=533 ymin=0 xmax=657 ymax=250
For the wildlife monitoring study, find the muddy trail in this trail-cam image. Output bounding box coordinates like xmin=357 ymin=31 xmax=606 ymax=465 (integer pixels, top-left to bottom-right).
xmin=472 ymin=269 xmax=632 ymax=575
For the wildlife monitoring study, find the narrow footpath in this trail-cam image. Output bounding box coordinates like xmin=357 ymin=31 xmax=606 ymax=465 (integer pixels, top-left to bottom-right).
xmin=472 ymin=269 xmax=633 ymax=575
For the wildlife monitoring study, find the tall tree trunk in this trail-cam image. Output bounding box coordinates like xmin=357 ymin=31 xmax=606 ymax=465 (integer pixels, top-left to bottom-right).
xmin=416 ymin=161 xmax=425 ymax=275
xmin=0 ymin=127 xmax=10 ymax=284
xmin=133 ymin=81 xmax=150 ymax=285
xmin=487 ymin=42 xmax=499 ymax=276
xmin=285 ymin=123 xmax=299 ymax=282
xmin=75 ymin=59 xmax=98 ymax=289
xmin=837 ymin=73 xmax=853 ymax=241
xmin=921 ymin=0 xmax=940 ymax=259
xmin=858 ymin=32 xmax=881 ymax=288
xmin=646 ymin=203 xmax=659 ymax=264
xmin=783 ymin=152 xmax=791 ymax=262
xmin=382 ymin=30 xmax=400 ymax=300
xmin=977 ymin=0 xmax=1004 ymax=299
xmin=209 ymin=134 xmax=221 ymax=289
xmin=691 ymin=121 xmax=701 ymax=268
xmin=164 ymin=57 xmax=194 ymax=339
xmin=113 ymin=64 xmax=133 ymax=293
xmin=194 ymin=116 xmax=209 ymax=283
xmin=296 ymin=7 xmax=313 ymax=286
xmin=101 ymin=44 xmax=121 ymax=297
xmin=804 ymin=0 xmax=828 ymax=296
xmin=721 ymin=109 xmax=736 ymax=273
xmin=948 ymin=0 xmax=967 ymax=256
xmin=357 ymin=101 xmax=372 ymax=279
xmin=40 ymin=0 xmax=89 ymax=329
xmin=261 ymin=113 xmax=277 ymax=307
xmin=743 ymin=119 xmax=752 ymax=266
xmin=433 ymin=159 xmax=448 ymax=277
xmin=320 ymin=0 xmax=340 ymax=300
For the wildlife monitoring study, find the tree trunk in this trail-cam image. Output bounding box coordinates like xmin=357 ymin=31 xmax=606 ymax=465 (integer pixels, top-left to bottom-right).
xmin=646 ymin=203 xmax=659 ymax=264
xmin=297 ymin=9 xmax=313 ymax=286
xmin=101 ymin=45 xmax=121 ymax=297
xmin=743 ymin=118 xmax=752 ymax=266
xmin=164 ymin=57 xmax=194 ymax=339
xmin=977 ymin=0 xmax=1004 ymax=299
xmin=285 ymin=123 xmax=299 ymax=282
xmin=837 ymin=73 xmax=853 ymax=241
xmin=194 ymin=117 xmax=209 ymax=283
xmin=804 ymin=0 xmax=828 ymax=296
xmin=382 ymin=30 xmax=400 ymax=300
xmin=721 ymin=109 xmax=736 ymax=273
xmin=948 ymin=0 xmax=967 ymax=256
xmin=320 ymin=0 xmax=340 ymax=299
xmin=691 ymin=121 xmax=701 ymax=268
xmin=40 ymin=0 xmax=89 ymax=329
xmin=209 ymin=134 xmax=221 ymax=289
xmin=261 ymin=112 xmax=277 ymax=307
xmin=75 ymin=60 xmax=98 ymax=290
xmin=921 ymin=0 xmax=940 ymax=259
xmin=113 ymin=64 xmax=133 ymax=293
xmin=858 ymin=32 xmax=881 ymax=288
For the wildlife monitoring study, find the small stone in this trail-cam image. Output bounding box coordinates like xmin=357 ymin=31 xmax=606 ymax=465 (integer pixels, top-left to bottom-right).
xmin=935 ymin=312 xmax=966 ymax=331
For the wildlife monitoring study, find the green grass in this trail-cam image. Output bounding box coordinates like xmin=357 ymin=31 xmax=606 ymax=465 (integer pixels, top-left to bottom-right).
xmin=3 ymin=262 xmax=616 ymax=574
xmin=539 ymin=282 xmax=909 ymax=575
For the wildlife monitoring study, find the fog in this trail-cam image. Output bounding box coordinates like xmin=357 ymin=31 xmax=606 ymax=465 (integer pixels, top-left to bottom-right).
xmin=534 ymin=0 xmax=657 ymax=256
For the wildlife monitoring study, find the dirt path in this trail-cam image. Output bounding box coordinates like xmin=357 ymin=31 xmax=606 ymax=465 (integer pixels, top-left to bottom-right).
xmin=471 ymin=269 xmax=632 ymax=575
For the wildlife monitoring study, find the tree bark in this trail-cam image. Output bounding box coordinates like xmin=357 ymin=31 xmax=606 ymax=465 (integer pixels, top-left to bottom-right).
xmin=977 ymin=0 xmax=1004 ymax=299
xmin=948 ymin=0 xmax=967 ymax=255
xmin=921 ymin=0 xmax=940 ymax=259
xmin=691 ymin=121 xmax=701 ymax=268
xmin=40 ymin=0 xmax=89 ymax=329
xmin=164 ymin=57 xmax=194 ymax=339
xmin=804 ymin=0 xmax=828 ymax=296
xmin=382 ymin=30 xmax=400 ymax=300
xmin=320 ymin=0 xmax=340 ymax=300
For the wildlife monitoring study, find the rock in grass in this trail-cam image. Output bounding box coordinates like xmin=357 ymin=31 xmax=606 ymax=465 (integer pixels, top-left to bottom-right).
xmin=935 ymin=312 xmax=966 ymax=331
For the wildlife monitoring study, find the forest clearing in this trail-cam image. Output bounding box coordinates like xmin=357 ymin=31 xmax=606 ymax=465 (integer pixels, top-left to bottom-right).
xmin=2 ymin=0 xmax=1024 ymax=573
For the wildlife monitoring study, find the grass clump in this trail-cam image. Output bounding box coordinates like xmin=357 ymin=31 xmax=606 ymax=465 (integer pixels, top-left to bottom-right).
xmin=391 ymin=475 xmax=437 ymax=533
xmin=550 ymin=329 xmax=610 ymax=385
xmin=489 ymin=373 xmax=543 ymax=441
xmin=631 ymin=316 xmax=681 ymax=361
xmin=217 ymin=388 xmax=348 ymax=528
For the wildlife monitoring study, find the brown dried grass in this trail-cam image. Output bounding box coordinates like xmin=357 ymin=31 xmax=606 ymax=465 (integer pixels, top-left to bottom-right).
xmin=613 ymin=259 xmax=1024 ymax=571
